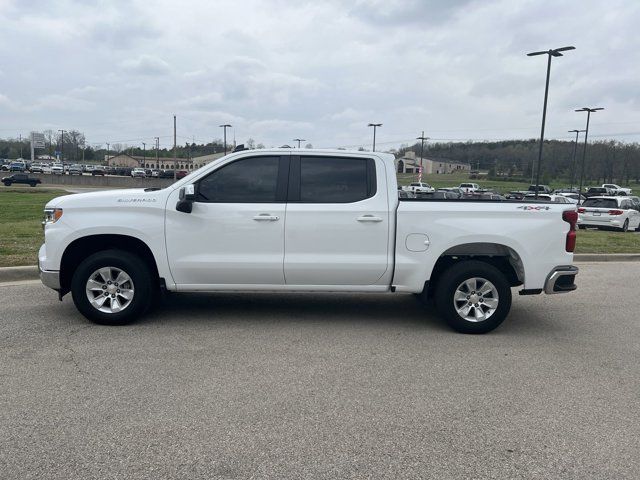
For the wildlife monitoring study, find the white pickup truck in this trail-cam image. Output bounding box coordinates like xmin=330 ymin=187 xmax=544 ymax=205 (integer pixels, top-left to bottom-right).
xmin=39 ymin=149 xmax=579 ymax=333
xmin=402 ymin=182 xmax=435 ymax=194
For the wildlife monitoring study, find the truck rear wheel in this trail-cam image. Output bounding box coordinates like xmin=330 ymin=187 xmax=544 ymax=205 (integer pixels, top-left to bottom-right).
xmin=434 ymin=260 xmax=512 ymax=334
xmin=71 ymin=249 xmax=153 ymax=325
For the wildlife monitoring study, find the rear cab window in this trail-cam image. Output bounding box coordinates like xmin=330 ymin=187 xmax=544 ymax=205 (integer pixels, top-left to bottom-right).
xmin=290 ymin=156 xmax=376 ymax=203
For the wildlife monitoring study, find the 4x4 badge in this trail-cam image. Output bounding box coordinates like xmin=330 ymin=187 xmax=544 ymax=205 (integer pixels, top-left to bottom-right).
xmin=517 ymin=205 xmax=551 ymax=211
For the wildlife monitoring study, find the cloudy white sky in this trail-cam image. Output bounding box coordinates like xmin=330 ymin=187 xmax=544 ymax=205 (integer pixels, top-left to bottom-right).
xmin=1 ymin=0 xmax=639 ymax=150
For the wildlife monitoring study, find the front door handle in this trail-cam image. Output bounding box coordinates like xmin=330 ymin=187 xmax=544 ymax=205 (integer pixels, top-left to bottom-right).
xmin=357 ymin=215 xmax=383 ymax=222
xmin=253 ymin=214 xmax=279 ymax=221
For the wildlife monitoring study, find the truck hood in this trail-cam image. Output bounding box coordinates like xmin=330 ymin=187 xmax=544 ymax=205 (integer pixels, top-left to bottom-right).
xmin=45 ymin=188 xmax=168 ymax=209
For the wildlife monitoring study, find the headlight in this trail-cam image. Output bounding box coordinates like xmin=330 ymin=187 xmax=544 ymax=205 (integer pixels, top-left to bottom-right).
xmin=42 ymin=208 xmax=63 ymax=228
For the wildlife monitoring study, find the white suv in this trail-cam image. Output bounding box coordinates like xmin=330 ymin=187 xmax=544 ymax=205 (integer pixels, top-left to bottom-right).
xmin=578 ymin=196 xmax=640 ymax=232
xmin=131 ymin=168 xmax=146 ymax=178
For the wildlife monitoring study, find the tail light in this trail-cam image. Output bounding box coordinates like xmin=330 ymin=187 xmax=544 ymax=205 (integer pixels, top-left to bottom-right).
xmin=577 ymin=207 xmax=585 ymax=213
xmin=562 ymin=210 xmax=578 ymax=252
xmin=608 ymin=209 xmax=623 ymax=215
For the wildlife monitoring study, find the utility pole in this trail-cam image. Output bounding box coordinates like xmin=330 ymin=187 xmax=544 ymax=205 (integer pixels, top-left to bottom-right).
xmin=527 ymin=45 xmax=575 ymax=198
xmin=18 ymin=134 xmax=23 ymax=159
xmin=576 ymin=107 xmax=604 ymax=205
xmin=368 ymin=123 xmax=382 ymax=152
xmin=568 ymin=129 xmax=585 ymax=191
xmin=220 ymin=124 xmax=232 ymax=155
xmin=155 ymin=137 xmax=159 ymax=168
xmin=293 ymin=138 xmax=306 ymax=148
xmin=105 ymin=142 xmax=110 ymax=164
xmin=416 ymin=131 xmax=429 ymax=170
xmin=173 ymin=115 xmax=177 ymax=180
xmin=142 ymin=142 xmax=146 ymax=168
xmin=58 ymin=130 xmax=65 ymax=162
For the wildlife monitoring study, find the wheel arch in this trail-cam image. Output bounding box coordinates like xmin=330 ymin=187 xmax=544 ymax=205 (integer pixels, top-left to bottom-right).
xmin=60 ymin=234 xmax=160 ymax=295
xmin=426 ymin=242 xmax=524 ymax=296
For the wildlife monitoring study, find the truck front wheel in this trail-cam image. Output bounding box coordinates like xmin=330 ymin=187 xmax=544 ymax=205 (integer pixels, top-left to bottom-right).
xmin=434 ymin=260 xmax=512 ymax=334
xmin=71 ymin=249 xmax=154 ymax=325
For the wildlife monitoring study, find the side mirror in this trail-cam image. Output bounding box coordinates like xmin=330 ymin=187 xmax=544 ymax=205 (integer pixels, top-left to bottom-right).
xmin=176 ymin=184 xmax=195 ymax=213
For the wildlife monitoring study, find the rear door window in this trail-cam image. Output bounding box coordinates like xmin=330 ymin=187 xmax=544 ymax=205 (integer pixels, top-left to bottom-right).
xmin=294 ymin=156 xmax=376 ymax=203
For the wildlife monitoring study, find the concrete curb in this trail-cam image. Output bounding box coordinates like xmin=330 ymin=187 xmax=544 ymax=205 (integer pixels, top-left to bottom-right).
xmin=0 ymin=266 xmax=39 ymax=283
xmin=2 ymin=254 xmax=640 ymax=284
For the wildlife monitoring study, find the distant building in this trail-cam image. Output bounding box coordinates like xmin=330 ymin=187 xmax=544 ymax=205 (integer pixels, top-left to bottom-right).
xmin=395 ymin=151 xmax=470 ymax=175
xmin=105 ymin=152 xmax=227 ymax=170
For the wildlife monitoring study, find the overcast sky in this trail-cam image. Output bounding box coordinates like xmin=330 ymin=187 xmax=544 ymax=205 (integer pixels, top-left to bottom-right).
xmin=1 ymin=0 xmax=639 ymax=150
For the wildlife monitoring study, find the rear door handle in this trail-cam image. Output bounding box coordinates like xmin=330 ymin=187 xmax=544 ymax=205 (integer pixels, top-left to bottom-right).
xmin=357 ymin=215 xmax=383 ymax=222
xmin=253 ymin=214 xmax=279 ymax=221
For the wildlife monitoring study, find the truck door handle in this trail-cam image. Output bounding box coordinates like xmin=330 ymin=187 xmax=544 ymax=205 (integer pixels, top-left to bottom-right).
xmin=253 ymin=214 xmax=279 ymax=221
xmin=357 ymin=215 xmax=383 ymax=222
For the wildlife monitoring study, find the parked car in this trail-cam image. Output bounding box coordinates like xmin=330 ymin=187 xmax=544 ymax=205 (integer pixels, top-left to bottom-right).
xmin=602 ymin=183 xmax=632 ymax=195
xmin=403 ymin=182 xmax=435 ymax=194
xmin=51 ymin=164 xmax=65 ymax=175
xmin=438 ymin=187 xmax=464 ymax=197
xmin=159 ymin=169 xmax=175 ymax=178
xmin=398 ymin=189 xmax=415 ymax=199
xmin=39 ymin=149 xmax=579 ymax=334
xmin=175 ymin=170 xmax=189 ymax=180
xmin=9 ymin=161 xmax=26 ymax=172
xmin=30 ymin=163 xmax=44 ymax=173
xmin=459 ymin=183 xmax=480 ymax=193
xmin=585 ymin=187 xmax=614 ymax=198
xmin=524 ymin=194 xmax=575 ymax=204
xmin=69 ymin=164 xmax=83 ymax=175
xmin=131 ymin=168 xmax=146 ymax=178
xmin=151 ymin=169 xmax=160 ymax=178
xmin=2 ymin=173 xmax=41 ymax=187
xmin=91 ymin=166 xmax=106 ymax=176
xmin=577 ymin=196 xmax=640 ymax=232
xmin=527 ymin=184 xmax=552 ymax=194
xmin=421 ymin=191 xmax=462 ymax=200
xmin=41 ymin=164 xmax=52 ymax=174
xmin=627 ymin=196 xmax=640 ymax=210
xmin=555 ymin=192 xmax=585 ymax=203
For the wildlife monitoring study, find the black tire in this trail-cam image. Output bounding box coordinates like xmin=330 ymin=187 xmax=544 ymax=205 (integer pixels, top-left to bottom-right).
xmin=3 ymin=181 xmax=10 ymax=187
xmin=434 ymin=260 xmax=512 ymax=334
xmin=30 ymin=182 xmax=36 ymax=187
xmin=71 ymin=249 xmax=154 ymax=325
xmin=578 ymin=225 xmax=586 ymax=230
xmin=620 ymin=219 xmax=629 ymax=232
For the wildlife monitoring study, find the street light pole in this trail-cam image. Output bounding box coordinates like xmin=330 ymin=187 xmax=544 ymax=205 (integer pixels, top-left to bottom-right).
xmin=142 ymin=142 xmax=146 ymax=168
xmin=58 ymin=130 xmax=65 ymax=162
xmin=293 ymin=138 xmax=306 ymax=148
xmin=568 ymin=129 xmax=585 ymax=191
xmin=219 ymin=124 xmax=232 ymax=155
xmin=154 ymin=137 xmax=159 ymax=168
xmin=575 ymin=107 xmax=604 ymax=205
xmin=368 ymin=123 xmax=382 ymax=152
xmin=416 ymin=131 xmax=429 ymax=171
xmin=527 ymin=45 xmax=575 ymax=198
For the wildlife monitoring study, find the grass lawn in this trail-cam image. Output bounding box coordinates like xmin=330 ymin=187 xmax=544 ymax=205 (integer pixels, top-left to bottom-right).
xmin=1 ymin=189 xmax=639 ymax=267
xmin=0 ymin=188 xmax=67 ymax=267
xmin=575 ymin=228 xmax=640 ymax=254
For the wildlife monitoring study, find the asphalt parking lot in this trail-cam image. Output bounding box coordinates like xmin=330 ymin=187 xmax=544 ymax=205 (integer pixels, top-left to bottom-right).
xmin=1 ymin=263 xmax=638 ymax=479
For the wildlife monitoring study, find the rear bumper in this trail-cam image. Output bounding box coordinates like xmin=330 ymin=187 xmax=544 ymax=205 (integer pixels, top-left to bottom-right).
xmin=544 ymin=265 xmax=579 ymax=294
